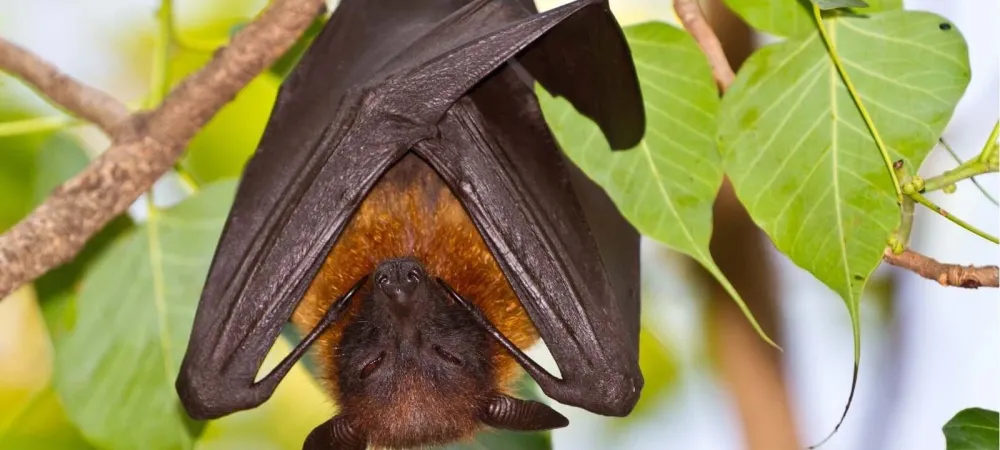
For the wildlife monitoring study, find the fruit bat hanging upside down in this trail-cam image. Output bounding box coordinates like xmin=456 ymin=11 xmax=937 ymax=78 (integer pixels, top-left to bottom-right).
xmin=175 ymin=0 xmax=646 ymax=448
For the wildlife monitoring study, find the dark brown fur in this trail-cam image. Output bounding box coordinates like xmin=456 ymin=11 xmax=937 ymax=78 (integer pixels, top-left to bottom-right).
xmin=292 ymin=154 xmax=539 ymax=447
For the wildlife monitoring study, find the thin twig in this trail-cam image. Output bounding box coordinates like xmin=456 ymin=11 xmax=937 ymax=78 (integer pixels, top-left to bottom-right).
xmin=938 ymin=138 xmax=999 ymax=206
xmin=0 ymin=38 xmax=130 ymax=135
xmin=0 ymin=0 xmax=326 ymax=299
xmin=907 ymin=191 xmax=999 ymax=244
xmin=883 ymin=249 xmax=998 ymax=288
xmin=0 ymin=115 xmax=84 ymax=137
xmin=673 ymin=0 xmax=735 ymax=91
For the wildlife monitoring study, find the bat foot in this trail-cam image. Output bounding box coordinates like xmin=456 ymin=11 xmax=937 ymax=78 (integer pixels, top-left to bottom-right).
xmin=481 ymin=394 xmax=569 ymax=431
xmin=304 ymin=416 xmax=366 ymax=450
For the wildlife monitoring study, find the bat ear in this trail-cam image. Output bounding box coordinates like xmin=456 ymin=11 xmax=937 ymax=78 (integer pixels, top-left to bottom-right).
xmin=384 ymin=0 xmax=644 ymax=150
xmin=481 ymin=394 xmax=570 ymax=431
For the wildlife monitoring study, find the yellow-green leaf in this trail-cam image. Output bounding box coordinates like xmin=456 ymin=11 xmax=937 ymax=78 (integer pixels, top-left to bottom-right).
xmin=537 ymin=21 xmax=775 ymax=346
xmin=718 ymin=10 xmax=969 ymax=435
xmin=53 ymin=181 xmax=238 ymax=450
xmin=723 ymin=0 xmax=901 ymax=38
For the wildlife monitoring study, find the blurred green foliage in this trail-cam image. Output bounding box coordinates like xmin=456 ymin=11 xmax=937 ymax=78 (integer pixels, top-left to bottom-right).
xmin=0 ymin=110 xmax=59 ymax=232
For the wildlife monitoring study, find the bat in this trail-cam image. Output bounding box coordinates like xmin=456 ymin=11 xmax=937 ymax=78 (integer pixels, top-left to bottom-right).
xmin=292 ymin=155 xmax=567 ymax=449
xmin=175 ymin=0 xmax=646 ymax=448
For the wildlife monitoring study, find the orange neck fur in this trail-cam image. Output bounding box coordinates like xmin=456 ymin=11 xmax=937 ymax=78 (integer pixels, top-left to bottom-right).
xmin=292 ymin=154 xmax=538 ymax=402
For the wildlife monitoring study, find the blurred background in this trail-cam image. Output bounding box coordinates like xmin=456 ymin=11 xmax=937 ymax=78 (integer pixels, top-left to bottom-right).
xmin=0 ymin=0 xmax=996 ymax=449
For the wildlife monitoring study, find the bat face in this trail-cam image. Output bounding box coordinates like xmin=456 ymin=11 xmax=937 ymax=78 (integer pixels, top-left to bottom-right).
xmin=335 ymin=258 xmax=495 ymax=447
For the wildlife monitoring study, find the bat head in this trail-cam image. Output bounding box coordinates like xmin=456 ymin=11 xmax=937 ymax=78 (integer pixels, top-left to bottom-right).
xmin=334 ymin=257 xmax=495 ymax=446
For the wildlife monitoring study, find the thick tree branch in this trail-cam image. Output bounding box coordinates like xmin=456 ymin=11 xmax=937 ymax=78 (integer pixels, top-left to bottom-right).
xmin=0 ymin=0 xmax=326 ymax=299
xmin=0 ymin=38 xmax=130 ymax=135
xmin=883 ymin=249 xmax=998 ymax=288
xmin=673 ymin=0 xmax=735 ymax=91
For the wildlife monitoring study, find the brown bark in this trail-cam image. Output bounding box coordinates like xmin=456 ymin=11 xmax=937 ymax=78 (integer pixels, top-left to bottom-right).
xmin=883 ymin=249 xmax=998 ymax=288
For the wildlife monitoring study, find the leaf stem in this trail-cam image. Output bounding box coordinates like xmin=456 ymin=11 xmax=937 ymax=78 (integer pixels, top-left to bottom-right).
xmin=173 ymin=161 xmax=200 ymax=194
xmin=811 ymin=4 xmax=903 ymax=204
xmin=977 ymin=120 xmax=999 ymax=167
xmin=938 ymin=138 xmax=998 ymax=206
xmin=895 ymin=195 xmax=915 ymax=249
xmin=0 ymin=115 xmax=84 ymax=137
xmin=889 ymin=162 xmax=916 ymax=250
xmin=909 ymin=191 xmax=999 ymax=244
xmin=148 ymin=0 xmax=174 ymax=108
xmin=923 ymin=158 xmax=992 ymax=192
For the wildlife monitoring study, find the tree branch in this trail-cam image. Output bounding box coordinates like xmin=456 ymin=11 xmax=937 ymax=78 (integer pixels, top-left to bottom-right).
xmin=0 ymin=0 xmax=326 ymax=299
xmin=673 ymin=0 xmax=735 ymax=91
xmin=883 ymin=249 xmax=999 ymax=288
xmin=0 ymin=38 xmax=130 ymax=135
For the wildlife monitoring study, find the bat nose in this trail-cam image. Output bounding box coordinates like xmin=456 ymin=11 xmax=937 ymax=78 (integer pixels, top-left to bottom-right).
xmin=380 ymin=280 xmax=418 ymax=301
xmin=374 ymin=258 xmax=426 ymax=304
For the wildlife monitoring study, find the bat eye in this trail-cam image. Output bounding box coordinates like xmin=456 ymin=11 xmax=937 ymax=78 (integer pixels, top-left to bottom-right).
xmin=359 ymin=352 xmax=385 ymax=379
xmin=432 ymin=345 xmax=462 ymax=366
xmin=406 ymin=269 xmax=421 ymax=282
xmin=376 ymin=274 xmax=389 ymax=285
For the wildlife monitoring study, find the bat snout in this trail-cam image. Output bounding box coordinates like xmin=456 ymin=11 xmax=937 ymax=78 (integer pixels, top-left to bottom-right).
xmin=374 ymin=257 xmax=427 ymax=305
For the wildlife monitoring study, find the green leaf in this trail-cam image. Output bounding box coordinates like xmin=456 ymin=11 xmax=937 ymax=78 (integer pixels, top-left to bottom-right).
xmin=722 ymin=0 xmax=901 ymax=38
xmin=944 ymin=408 xmax=999 ymax=450
xmin=537 ymin=21 xmax=775 ymax=346
xmin=31 ymin=134 xmax=91 ymax=207
xmin=442 ymin=376 xmax=553 ymax=450
xmin=0 ymin=388 xmax=95 ymax=450
xmin=0 ymin=110 xmax=55 ymax=232
xmin=718 ymin=9 xmax=969 ymax=424
xmin=53 ymin=181 xmax=238 ymax=450
xmin=813 ymin=0 xmax=869 ymax=9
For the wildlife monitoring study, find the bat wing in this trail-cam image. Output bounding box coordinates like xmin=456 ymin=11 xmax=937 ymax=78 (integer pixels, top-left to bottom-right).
xmin=177 ymin=0 xmax=642 ymax=420
xmin=419 ymin=86 xmax=643 ymax=416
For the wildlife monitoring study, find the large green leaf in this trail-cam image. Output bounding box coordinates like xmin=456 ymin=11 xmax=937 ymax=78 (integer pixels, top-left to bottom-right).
xmin=943 ymin=408 xmax=999 ymax=450
xmin=53 ymin=181 xmax=238 ymax=450
xmin=722 ymin=0 xmax=901 ymax=38
xmin=813 ymin=0 xmax=869 ymax=10
xmin=0 ymin=388 xmax=94 ymax=450
xmin=537 ymin=21 xmax=773 ymax=345
xmin=718 ymin=9 xmax=969 ymax=423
